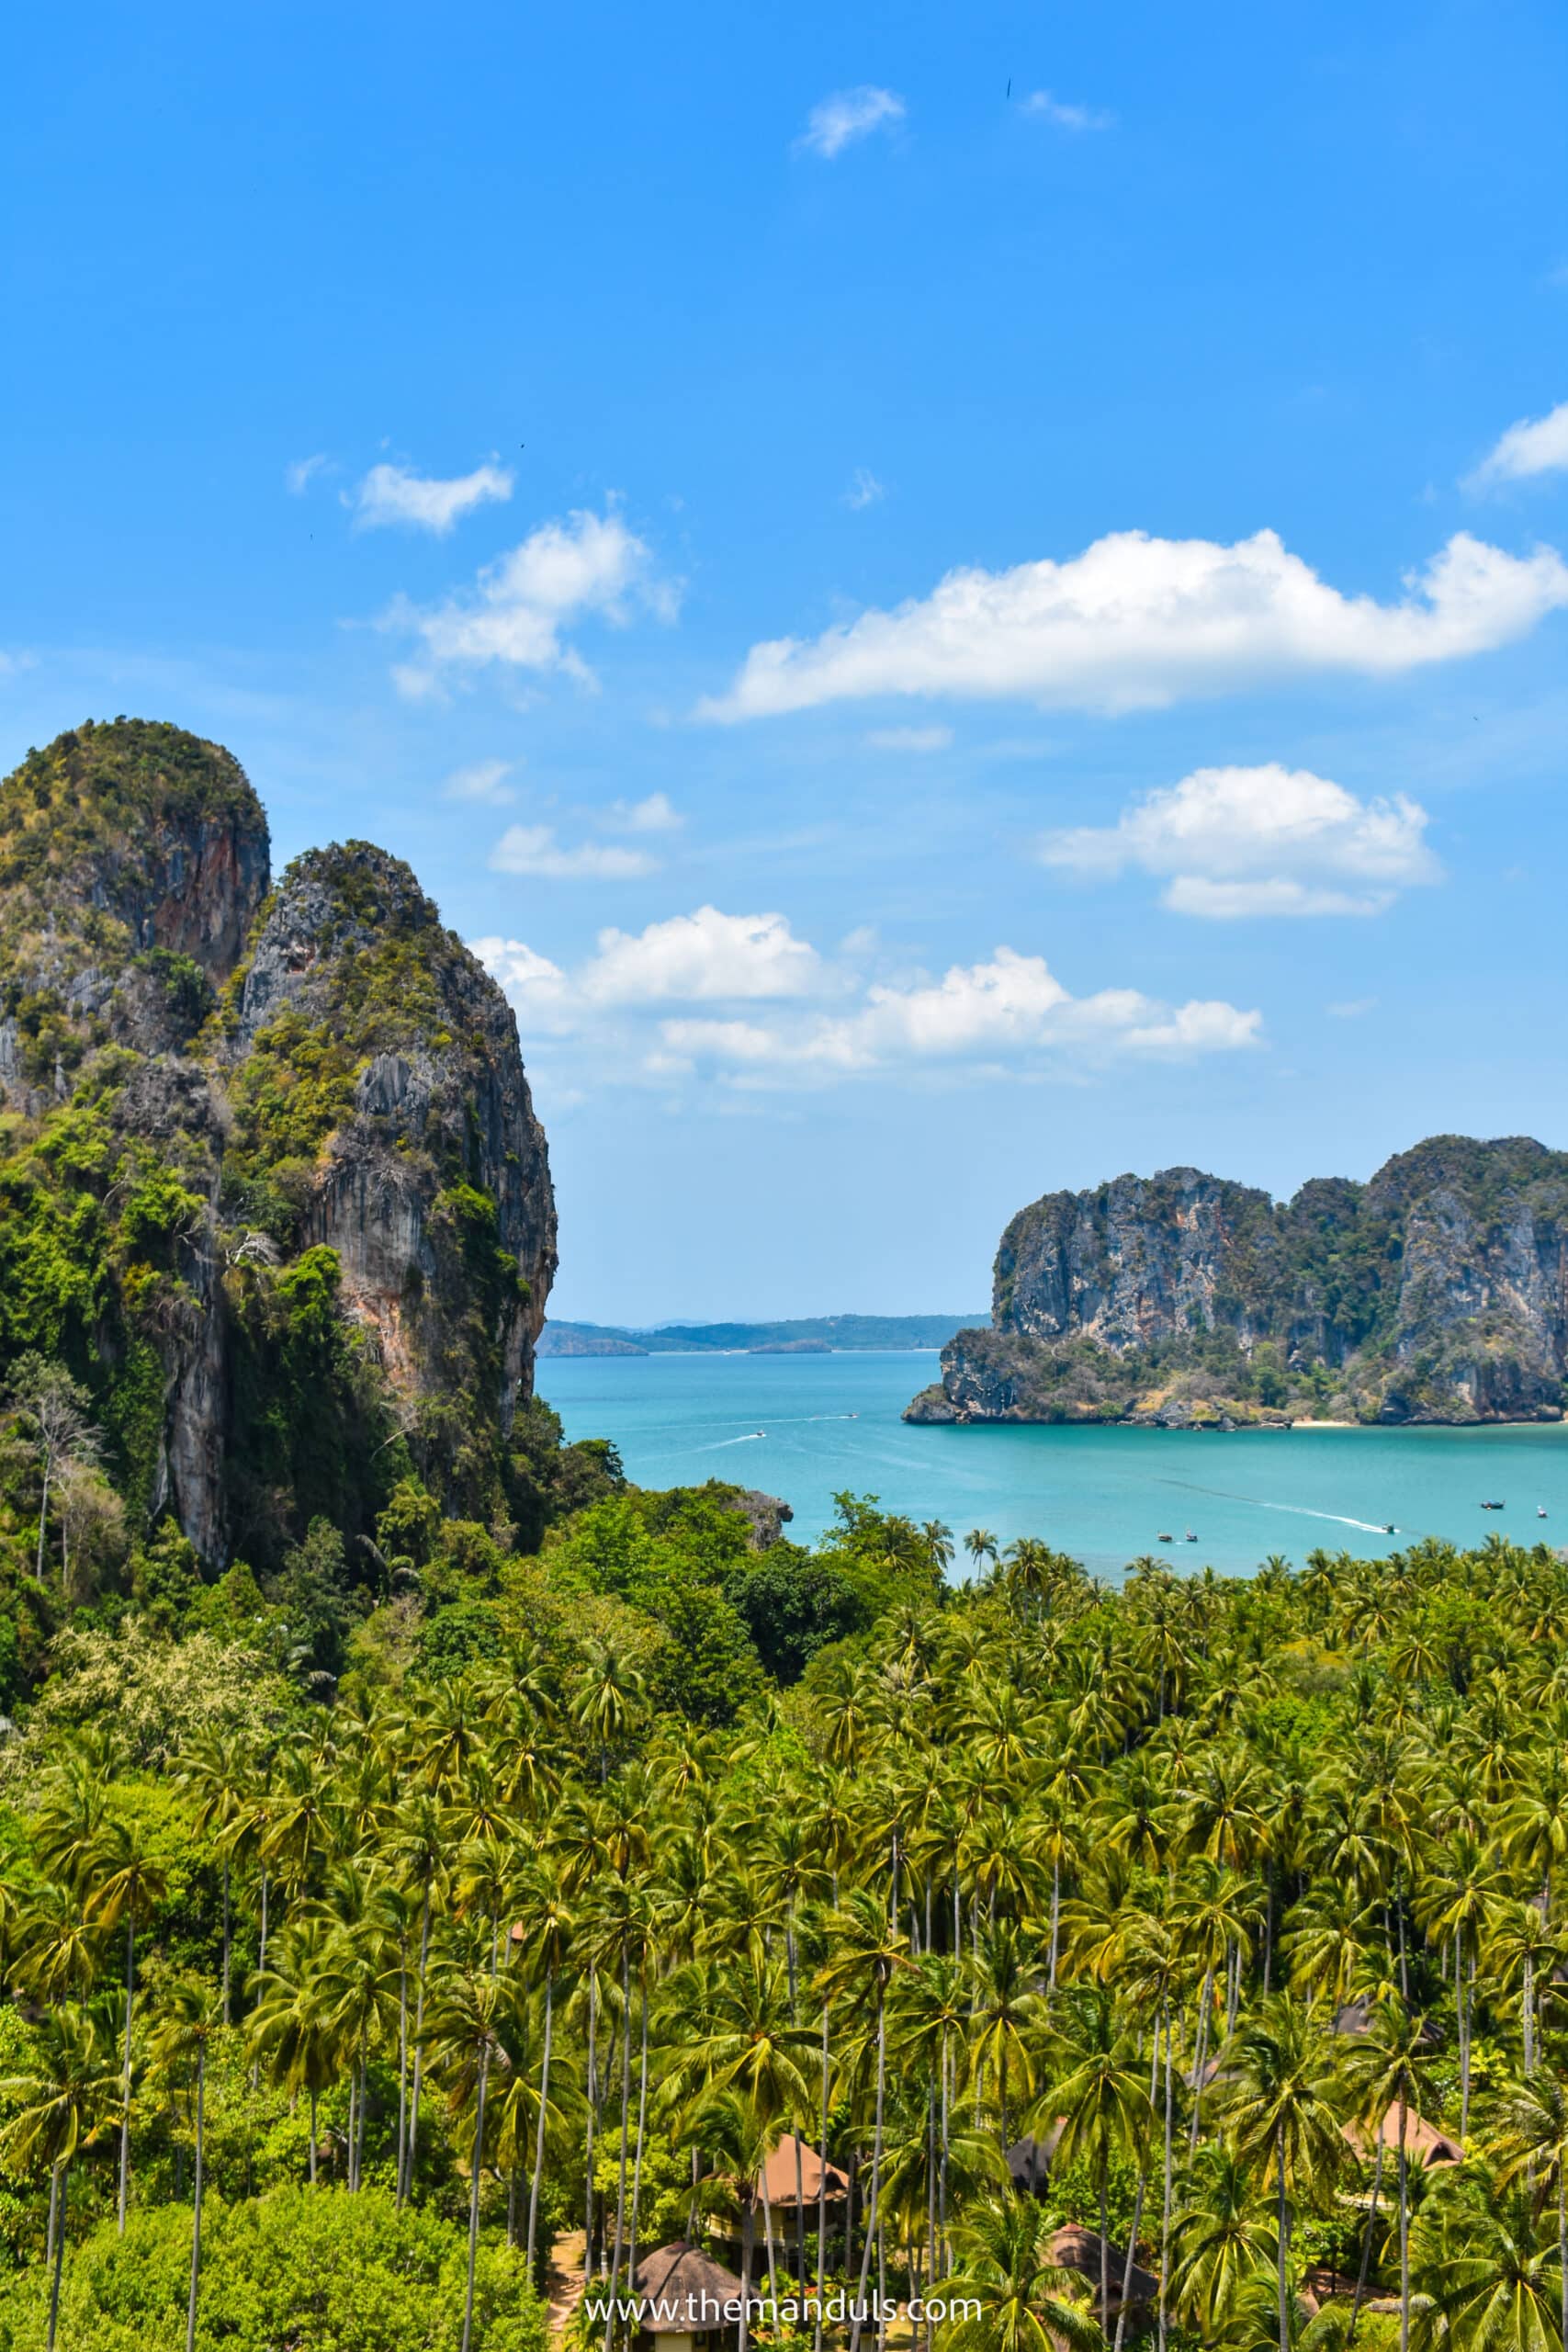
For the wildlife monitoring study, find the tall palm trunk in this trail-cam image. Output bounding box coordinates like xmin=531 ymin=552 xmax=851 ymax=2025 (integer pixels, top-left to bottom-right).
xmin=118 ymin=1911 xmax=135 ymax=2233
xmin=1114 ymin=2164 xmax=1147 ymax=2352
xmin=220 ymin=1860 xmax=231 ymax=2025
xmin=1159 ymin=1999 xmax=1173 ymax=2352
xmin=527 ymin=1967 xmax=555 ymax=2269
xmin=185 ymin=2044 xmax=206 ymax=2352
xmin=1397 ymin=2106 xmax=1410 ymax=2352
xmin=1348 ymin=2138 xmax=1383 ymax=2345
xmin=1188 ymin=1967 xmax=1214 ymax=2152
xmin=407 ymin=1896 xmax=432 ymax=2199
xmin=604 ymin=1941 xmax=632 ymax=2352
xmin=629 ymin=1967 xmax=649 ymax=2276
xmin=850 ymin=1996 xmax=886 ymax=2352
xmin=1275 ymin=2123 xmax=1289 ymax=2352
xmin=761 ymin=2153 xmax=780 ymax=2310
xmin=1048 ymin=1861 xmax=1061 ymax=1996
xmin=739 ymin=2199 xmax=756 ymax=2352
xmin=814 ymin=2003 xmax=829 ymax=2352
xmin=1099 ymin=2160 xmax=1110 ymax=2330
xmin=1557 ymin=2168 xmax=1566 ymax=2352
xmin=396 ymin=1940 xmax=410 ymax=2210
xmin=584 ymin=1967 xmax=599 ymax=2282
xmin=461 ymin=2042 xmax=491 ymax=2352
xmin=46 ymin=2163 xmax=66 ymax=2352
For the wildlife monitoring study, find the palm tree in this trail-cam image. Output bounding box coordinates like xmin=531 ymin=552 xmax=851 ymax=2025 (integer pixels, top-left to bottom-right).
xmin=1490 ymin=2073 xmax=1568 ymax=2349
xmin=0 ymin=2002 xmax=118 ymax=2351
xmin=1168 ymin=2143 xmax=1279 ymax=2343
xmin=151 ymin=1979 xmax=224 ymax=2352
xmin=1413 ymin=2175 xmax=1562 ymax=2352
xmin=942 ymin=2196 xmax=1104 ymax=2352
xmin=573 ymin=1640 xmax=648 ymax=1782
xmin=523 ymin=1864 xmax=574 ymax=2267
xmin=1217 ymin=1995 xmax=1345 ymax=2352
xmin=248 ymin=1914 xmax=341 ymax=2180
xmin=818 ymin=1890 xmax=909 ymax=2352
xmin=1034 ymin=1988 xmax=1153 ymax=2331
xmin=964 ymin=1530 xmax=999 ymax=1581
xmin=178 ymin=1730 xmax=250 ymax=2024
xmin=84 ymin=1814 xmax=169 ymax=2233
xmin=428 ymin=1970 xmax=511 ymax=2352
xmin=1335 ymin=1998 xmax=1435 ymax=2352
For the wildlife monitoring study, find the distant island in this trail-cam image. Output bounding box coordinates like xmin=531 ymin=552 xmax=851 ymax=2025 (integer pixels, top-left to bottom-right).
xmin=907 ymin=1135 xmax=1568 ymax=1429
xmin=541 ymin=1312 xmax=986 ymax=1358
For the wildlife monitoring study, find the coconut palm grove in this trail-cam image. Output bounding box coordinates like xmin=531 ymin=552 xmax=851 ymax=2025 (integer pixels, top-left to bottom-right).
xmin=1 ymin=1484 xmax=1567 ymax=2352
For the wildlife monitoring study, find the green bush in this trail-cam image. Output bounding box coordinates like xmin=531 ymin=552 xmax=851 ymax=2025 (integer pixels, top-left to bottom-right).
xmin=0 ymin=2185 xmax=547 ymax=2351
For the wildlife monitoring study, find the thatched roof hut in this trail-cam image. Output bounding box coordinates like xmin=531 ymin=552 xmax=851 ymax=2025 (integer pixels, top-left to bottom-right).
xmin=629 ymin=2241 xmax=748 ymax=2351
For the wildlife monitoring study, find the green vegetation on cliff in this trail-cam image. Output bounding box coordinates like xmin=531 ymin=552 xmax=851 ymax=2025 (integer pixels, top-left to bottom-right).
xmin=918 ymin=1140 xmax=1568 ymax=1429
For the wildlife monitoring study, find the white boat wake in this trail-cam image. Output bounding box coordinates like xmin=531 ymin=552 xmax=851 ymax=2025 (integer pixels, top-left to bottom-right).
xmin=1161 ymin=1477 xmax=1395 ymax=1536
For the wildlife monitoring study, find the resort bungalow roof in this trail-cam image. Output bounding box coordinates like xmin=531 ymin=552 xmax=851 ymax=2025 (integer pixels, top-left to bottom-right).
xmin=1046 ymin=2226 xmax=1159 ymax=2316
xmin=1343 ymin=2109 xmax=1462 ymax=2167
xmin=631 ymin=2241 xmax=748 ymax=2334
xmin=755 ymin=2135 xmax=849 ymax=2209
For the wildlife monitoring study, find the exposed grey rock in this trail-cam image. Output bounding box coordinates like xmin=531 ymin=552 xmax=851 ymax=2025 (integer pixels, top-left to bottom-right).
xmin=913 ymin=1136 xmax=1568 ymax=1429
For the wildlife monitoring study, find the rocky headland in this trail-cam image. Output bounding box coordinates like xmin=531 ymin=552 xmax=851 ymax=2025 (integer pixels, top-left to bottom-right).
xmin=0 ymin=718 xmax=557 ymax=1564
xmin=906 ymin=1138 xmax=1568 ymax=1430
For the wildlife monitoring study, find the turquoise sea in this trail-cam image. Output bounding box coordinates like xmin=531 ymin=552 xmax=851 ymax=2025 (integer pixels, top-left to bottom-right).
xmin=539 ymin=1350 xmax=1568 ymax=1578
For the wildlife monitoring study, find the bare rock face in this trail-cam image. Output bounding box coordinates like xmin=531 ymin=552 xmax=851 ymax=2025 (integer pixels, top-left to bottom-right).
xmin=229 ymin=842 xmax=557 ymax=1435
xmin=0 ymin=723 xmax=557 ymax=1566
xmin=913 ymin=1136 xmax=1568 ymax=1428
xmin=0 ymin=718 xmax=270 ymax=1103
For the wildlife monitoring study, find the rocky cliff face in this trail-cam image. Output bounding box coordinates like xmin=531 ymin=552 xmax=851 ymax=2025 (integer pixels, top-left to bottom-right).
xmin=908 ymin=1136 xmax=1568 ymax=1429
xmin=0 ymin=718 xmax=270 ymax=1105
xmin=0 ymin=720 xmax=557 ymax=1564
xmin=227 ymin=842 xmax=556 ymax=1434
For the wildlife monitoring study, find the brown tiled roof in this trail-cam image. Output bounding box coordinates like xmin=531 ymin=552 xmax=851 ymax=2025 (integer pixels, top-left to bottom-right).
xmin=757 ymin=2134 xmax=850 ymax=2208
xmin=1342 ymin=2109 xmax=1462 ymax=2166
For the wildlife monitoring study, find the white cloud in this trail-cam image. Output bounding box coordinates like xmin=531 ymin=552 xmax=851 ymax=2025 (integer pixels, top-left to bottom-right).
xmin=699 ymin=527 xmax=1568 ymax=721
xmin=286 ymin=454 xmax=331 ymax=495
xmin=1327 ymin=997 xmax=1378 ymax=1018
xmin=444 ymin=759 xmax=516 ymax=805
xmin=865 ymin=725 xmax=953 ymax=752
xmin=1039 ymin=763 xmax=1439 ymax=919
xmin=845 ymin=468 xmax=886 ymax=510
xmin=600 ymin=792 xmax=682 ymax=833
xmin=475 ymin=911 xmax=1258 ymax=1088
xmin=1470 ymin=401 xmax=1568 ymax=487
xmin=355 ymin=460 xmax=513 ymax=535
xmin=490 ymin=824 xmax=657 ymax=880
xmin=1022 ymin=89 xmax=1113 ymax=130
xmin=471 ymin=938 xmax=574 ymax=1032
xmin=661 ymin=948 xmax=1258 ymax=1074
xmin=581 ymin=908 xmax=826 ymax=1004
xmin=386 ymin=506 xmax=670 ymax=695
xmin=796 ymin=86 xmax=905 ymax=159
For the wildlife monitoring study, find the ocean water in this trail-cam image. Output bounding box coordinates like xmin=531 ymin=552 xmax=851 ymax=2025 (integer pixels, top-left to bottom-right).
xmin=538 ymin=1350 xmax=1568 ymax=1579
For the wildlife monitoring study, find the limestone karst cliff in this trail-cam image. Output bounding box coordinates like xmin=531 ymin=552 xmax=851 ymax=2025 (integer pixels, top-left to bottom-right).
xmin=907 ymin=1136 xmax=1568 ymax=1428
xmin=0 ymin=719 xmax=557 ymax=1563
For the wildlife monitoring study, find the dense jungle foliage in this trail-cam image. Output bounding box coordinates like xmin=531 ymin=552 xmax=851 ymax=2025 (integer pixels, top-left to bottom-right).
xmin=0 ymin=1456 xmax=1567 ymax=2352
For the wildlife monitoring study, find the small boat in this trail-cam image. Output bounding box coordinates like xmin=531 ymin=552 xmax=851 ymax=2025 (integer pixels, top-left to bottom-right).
xmin=1156 ymin=1532 xmax=1174 ymax=1544
xmin=1382 ymin=1523 xmax=1396 ymax=1534
xmin=1540 ymin=1506 xmax=1549 ymax=1518
xmin=1184 ymin=1529 xmax=1197 ymax=1542
xmin=1481 ymin=1499 xmax=1506 ymax=1510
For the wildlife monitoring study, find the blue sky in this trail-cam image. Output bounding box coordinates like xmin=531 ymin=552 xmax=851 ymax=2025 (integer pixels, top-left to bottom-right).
xmin=4 ymin=0 xmax=1567 ymax=1322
